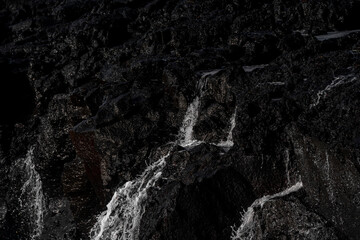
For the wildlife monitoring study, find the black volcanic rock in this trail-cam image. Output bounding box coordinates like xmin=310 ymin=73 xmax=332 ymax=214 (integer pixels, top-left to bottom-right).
xmin=1 ymin=0 xmax=360 ymax=239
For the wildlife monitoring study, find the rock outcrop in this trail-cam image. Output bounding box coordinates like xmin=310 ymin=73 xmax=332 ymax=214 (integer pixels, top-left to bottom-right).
xmin=0 ymin=0 xmax=360 ymax=239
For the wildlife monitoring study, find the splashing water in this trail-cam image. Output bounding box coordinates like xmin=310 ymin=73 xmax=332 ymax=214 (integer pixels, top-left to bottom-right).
xmin=90 ymin=153 xmax=170 ymax=240
xmin=90 ymin=69 xmax=235 ymax=240
xmin=215 ymin=109 xmax=237 ymax=149
xmin=18 ymin=148 xmax=45 ymax=240
xmin=90 ymin=87 xmax=207 ymax=239
xmin=178 ymin=69 xmax=222 ymax=148
xmin=231 ymin=181 xmax=303 ymax=240
xmin=178 ymin=96 xmax=202 ymax=147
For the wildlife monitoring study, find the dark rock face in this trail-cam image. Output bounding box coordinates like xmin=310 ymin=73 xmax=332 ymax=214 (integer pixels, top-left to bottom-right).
xmin=1 ymin=0 xmax=360 ymax=239
xmin=244 ymin=195 xmax=340 ymax=240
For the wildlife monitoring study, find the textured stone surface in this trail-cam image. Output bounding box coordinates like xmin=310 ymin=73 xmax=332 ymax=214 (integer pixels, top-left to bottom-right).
xmin=0 ymin=0 xmax=360 ymax=239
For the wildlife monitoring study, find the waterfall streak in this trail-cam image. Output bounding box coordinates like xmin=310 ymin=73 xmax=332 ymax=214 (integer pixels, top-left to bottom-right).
xmin=90 ymin=69 xmax=236 ymax=240
xmin=214 ymin=109 xmax=237 ymax=149
xmin=315 ymin=30 xmax=360 ymax=41
xmin=178 ymin=97 xmax=202 ymax=147
xmin=231 ymin=181 xmax=303 ymax=240
xmin=178 ymin=69 xmax=221 ymax=148
xmin=18 ymin=148 xmax=45 ymax=240
xmin=311 ymin=74 xmax=357 ymax=108
xmin=284 ymin=149 xmax=291 ymax=185
xmin=90 ymin=153 xmax=169 ymax=240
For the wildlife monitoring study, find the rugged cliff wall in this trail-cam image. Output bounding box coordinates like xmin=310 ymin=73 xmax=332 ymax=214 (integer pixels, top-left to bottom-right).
xmin=0 ymin=0 xmax=360 ymax=239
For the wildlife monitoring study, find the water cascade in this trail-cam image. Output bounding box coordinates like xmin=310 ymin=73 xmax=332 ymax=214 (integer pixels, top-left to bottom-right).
xmin=178 ymin=69 xmax=221 ymax=148
xmin=90 ymin=69 xmax=235 ymax=240
xmin=231 ymin=181 xmax=303 ymax=240
xmin=17 ymin=148 xmax=45 ymax=240
xmin=215 ymin=109 xmax=237 ymax=149
xmin=90 ymin=152 xmax=170 ymax=240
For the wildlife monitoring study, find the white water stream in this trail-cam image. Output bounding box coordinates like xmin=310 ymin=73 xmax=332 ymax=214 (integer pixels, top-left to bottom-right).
xmin=215 ymin=109 xmax=237 ymax=149
xmin=90 ymin=69 xmax=236 ymax=240
xmin=90 ymin=152 xmax=170 ymax=240
xmin=311 ymin=74 xmax=357 ymax=108
xmin=231 ymin=181 xmax=303 ymax=240
xmin=315 ymin=30 xmax=360 ymax=41
xmin=17 ymin=148 xmax=45 ymax=240
xmin=178 ymin=69 xmax=221 ymax=148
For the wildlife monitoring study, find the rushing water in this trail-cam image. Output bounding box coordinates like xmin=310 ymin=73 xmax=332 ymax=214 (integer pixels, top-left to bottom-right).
xmin=90 ymin=69 xmax=236 ymax=240
xmin=17 ymin=148 xmax=45 ymax=240
xmin=89 ymin=98 xmax=198 ymax=240
xmin=231 ymin=181 xmax=303 ymax=240
xmin=215 ymin=109 xmax=237 ymax=149
xmin=90 ymin=152 xmax=170 ymax=240
xmin=178 ymin=69 xmax=221 ymax=148
xmin=178 ymin=96 xmax=201 ymax=147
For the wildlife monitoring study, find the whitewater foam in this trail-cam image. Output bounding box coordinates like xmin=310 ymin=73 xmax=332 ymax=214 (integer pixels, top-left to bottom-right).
xmin=231 ymin=181 xmax=303 ymax=240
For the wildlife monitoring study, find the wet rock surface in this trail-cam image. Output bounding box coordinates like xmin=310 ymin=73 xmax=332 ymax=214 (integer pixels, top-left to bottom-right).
xmin=0 ymin=0 xmax=360 ymax=239
xmin=243 ymin=195 xmax=340 ymax=240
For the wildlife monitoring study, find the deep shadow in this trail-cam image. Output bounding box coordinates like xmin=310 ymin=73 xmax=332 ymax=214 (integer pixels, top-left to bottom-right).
xmin=0 ymin=60 xmax=35 ymax=125
xmin=156 ymin=168 xmax=255 ymax=240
